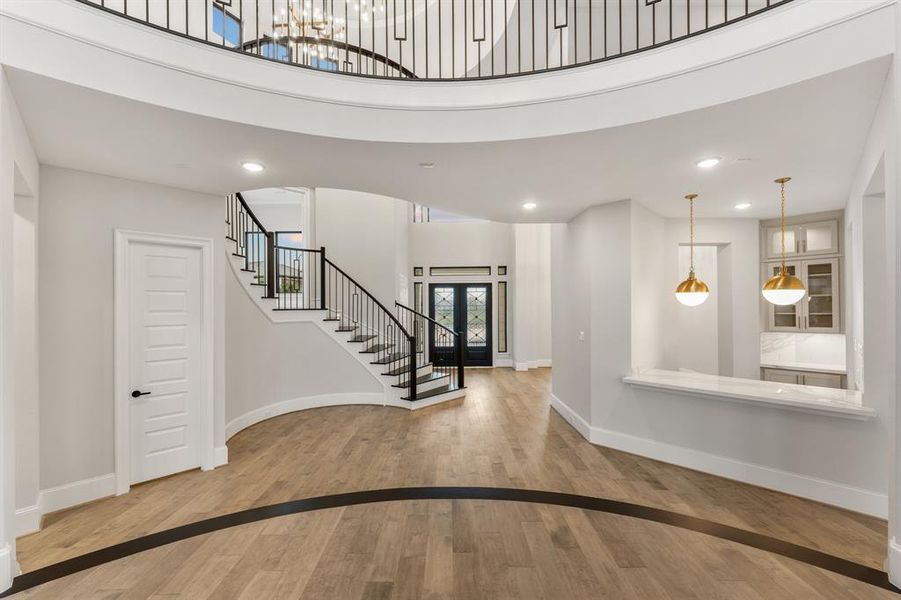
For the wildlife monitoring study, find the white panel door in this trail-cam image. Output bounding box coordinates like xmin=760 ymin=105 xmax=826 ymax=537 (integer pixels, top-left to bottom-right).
xmin=128 ymin=242 xmax=202 ymax=484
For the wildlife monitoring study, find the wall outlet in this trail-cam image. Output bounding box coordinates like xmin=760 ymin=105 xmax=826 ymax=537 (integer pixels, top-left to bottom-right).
xmin=578 ymin=331 xmax=585 ymax=342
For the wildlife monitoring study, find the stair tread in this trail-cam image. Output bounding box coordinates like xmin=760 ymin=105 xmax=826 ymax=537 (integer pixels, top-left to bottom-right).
xmin=336 ymin=326 xmax=358 ymax=332
xmin=402 ymin=384 xmax=459 ymax=401
xmin=383 ymin=362 xmax=430 ymax=376
xmin=364 ymin=346 xmax=400 ymax=358
xmin=322 ymin=318 xmax=340 ymax=322
xmin=349 ymin=334 xmax=378 ymax=343
xmin=393 ymin=372 xmax=450 ymax=389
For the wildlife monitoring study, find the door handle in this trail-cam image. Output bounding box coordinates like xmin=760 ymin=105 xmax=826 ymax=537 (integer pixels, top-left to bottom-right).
xmin=131 ymin=390 xmax=151 ymax=398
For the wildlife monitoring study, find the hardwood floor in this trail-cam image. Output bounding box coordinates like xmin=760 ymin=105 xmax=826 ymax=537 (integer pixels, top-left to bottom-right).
xmin=12 ymin=500 xmax=897 ymax=599
xmin=12 ymin=368 xmax=890 ymax=598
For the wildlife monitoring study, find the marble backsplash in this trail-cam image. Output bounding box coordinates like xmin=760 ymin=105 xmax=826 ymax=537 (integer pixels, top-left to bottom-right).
xmin=760 ymin=332 xmax=846 ymax=368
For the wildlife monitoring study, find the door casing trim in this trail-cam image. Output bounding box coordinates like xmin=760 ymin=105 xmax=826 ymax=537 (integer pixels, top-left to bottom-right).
xmin=113 ymin=230 xmax=215 ymax=496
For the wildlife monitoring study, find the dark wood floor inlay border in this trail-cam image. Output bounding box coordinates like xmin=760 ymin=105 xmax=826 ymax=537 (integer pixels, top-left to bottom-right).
xmin=3 ymin=486 xmax=898 ymax=597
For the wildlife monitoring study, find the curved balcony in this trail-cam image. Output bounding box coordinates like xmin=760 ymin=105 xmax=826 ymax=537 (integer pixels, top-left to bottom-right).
xmin=76 ymin=0 xmax=793 ymax=80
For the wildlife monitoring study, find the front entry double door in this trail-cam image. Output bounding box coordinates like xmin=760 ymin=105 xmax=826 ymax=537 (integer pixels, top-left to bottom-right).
xmin=429 ymin=283 xmax=492 ymax=366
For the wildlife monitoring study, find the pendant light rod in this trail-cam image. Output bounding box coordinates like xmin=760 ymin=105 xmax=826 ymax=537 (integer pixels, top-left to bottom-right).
xmin=674 ymin=193 xmax=709 ymax=306
xmin=686 ymin=193 xmax=698 ymax=275
xmin=762 ymin=176 xmax=805 ymax=306
xmin=774 ymin=177 xmax=791 ymax=273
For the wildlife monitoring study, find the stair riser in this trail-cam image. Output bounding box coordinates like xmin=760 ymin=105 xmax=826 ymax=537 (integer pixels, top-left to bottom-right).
xmin=416 ymin=375 xmax=450 ymax=393
xmin=409 ymin=364 xmax=433 ymax=378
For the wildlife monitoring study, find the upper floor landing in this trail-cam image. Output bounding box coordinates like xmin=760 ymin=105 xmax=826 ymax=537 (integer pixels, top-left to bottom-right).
xmin=1 ymin=0 xmax=896 ymax=144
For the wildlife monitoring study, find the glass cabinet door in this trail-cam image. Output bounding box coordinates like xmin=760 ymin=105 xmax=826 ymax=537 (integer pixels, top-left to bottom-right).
xmin=803 ymin=259 xmax=840 ymax=332
xmin=765 ymin=225 xmax=799 ymax=260
xmin=800 ymin=221 xmax=839 ymax=255
xmin=766 ymin=262 xmax=802 ymax=331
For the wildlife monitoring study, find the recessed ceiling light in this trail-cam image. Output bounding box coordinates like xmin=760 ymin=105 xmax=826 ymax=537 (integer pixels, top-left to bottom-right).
xmin=734 ymin=202 xmax=752 ymax=210
xmin=522 ymin=201 xmax=537 ymax=211
xmin=419 ymin=162 xmax=436 ymax=169
xmin=696 ymin=157 xmax=721 ymax=169
xmin=241 ymin=161 xmax=265 ymax=173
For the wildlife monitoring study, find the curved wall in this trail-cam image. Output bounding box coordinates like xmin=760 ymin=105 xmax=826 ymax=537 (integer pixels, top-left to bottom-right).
xmin=225 ymin=263 xmax=383 ymax=439
xmin=0 ymin=0 xmax=894 ymax=143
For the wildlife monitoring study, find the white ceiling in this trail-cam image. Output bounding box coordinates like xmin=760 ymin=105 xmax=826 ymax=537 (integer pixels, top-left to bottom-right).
xmin=6 ymin=56 xmax=889 ymax=222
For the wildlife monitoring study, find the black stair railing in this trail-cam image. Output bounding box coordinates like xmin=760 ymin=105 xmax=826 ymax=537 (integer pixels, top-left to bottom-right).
xmin=78 ymin=0 xmax=794 ymax=81
xmin=226 ymin=193 xmax=421 ymax=399
xmin=226 ymin=193 xmax=275 ymax=297
xmin=323 ymin=259 xmax=418 ymax=398
xmin=227 ymin=193 xmax=327 ymax=310
xmin=395 ymin=302 xmax=464 ymax=392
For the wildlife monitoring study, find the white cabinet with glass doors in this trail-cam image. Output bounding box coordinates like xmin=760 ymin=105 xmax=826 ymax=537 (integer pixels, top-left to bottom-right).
xmin=763 ymin=258 xmax=840 ymax=333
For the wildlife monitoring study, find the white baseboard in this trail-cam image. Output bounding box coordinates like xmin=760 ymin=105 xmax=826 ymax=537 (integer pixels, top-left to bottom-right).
xmin=495 ymin=358 xmax=514 ymax=368
xmin=514 ymin=359 xmax=552 ymax=372
xmin=14 ymin=505 xmax=41 ymax=537
xmin=549 ymin=393 xmax=592 ymax=439
xmin=889 ymin=537 xmax=901 ymax=586
xmin=213 ymin=445 xmax=229 ymax=467
xmin=39 ymin=473 xmax=117 ymax=515
xmin=549 ymin=394 xmax=887 ymax=518
xmin=226 ymin=392 xmax=386 ymax=440
xmin=0 ymin=542 xmax=12 ymax=593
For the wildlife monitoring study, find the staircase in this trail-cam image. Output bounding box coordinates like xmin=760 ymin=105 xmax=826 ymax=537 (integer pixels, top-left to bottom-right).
xmin=225 ymin=193 xmax=465 ymax=408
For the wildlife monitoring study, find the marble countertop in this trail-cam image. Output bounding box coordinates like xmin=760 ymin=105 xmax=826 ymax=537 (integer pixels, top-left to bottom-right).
xmin=623 ymin=369 xmax=873 ymax=420
xmin=759 ymin=361 xmax=846 ymax=375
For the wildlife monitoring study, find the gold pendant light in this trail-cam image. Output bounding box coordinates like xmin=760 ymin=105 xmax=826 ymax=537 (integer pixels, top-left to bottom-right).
xmin=674 ymin=193 xmax=710 ymax=307
xmin=762 ymin=177 xmax=806 ymax=305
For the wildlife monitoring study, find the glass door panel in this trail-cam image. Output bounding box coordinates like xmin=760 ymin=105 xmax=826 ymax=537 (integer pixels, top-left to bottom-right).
xmin=801 ymin=221 xmax=838 ymax=255
xmin=464 ymin=285 xmax=492 ymax=365
xmin=766 ymin=225 xmax=799 ymax=260
xmin=767 ymin=262 xmax=801 ymax=331
xmin=803 ymin=259 xmax=839 ymax=332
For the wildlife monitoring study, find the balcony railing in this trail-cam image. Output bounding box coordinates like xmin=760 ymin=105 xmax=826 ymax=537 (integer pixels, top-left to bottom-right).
xmin=79 ymin=0 xmax=793 ymax=80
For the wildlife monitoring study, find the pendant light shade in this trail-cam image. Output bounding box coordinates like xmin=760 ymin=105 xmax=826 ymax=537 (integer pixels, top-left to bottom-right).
xmin=675 ymin=272 xmax=710 ymax=306
xmin=762 ymin=177 xmax=806 ymax=306
xmin=762 ymin=270 xmax=806 ymax=305
xmin=674 ymin=194 xmax=710 ymax=307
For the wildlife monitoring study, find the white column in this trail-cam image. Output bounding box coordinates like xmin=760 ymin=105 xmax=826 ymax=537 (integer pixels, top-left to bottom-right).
xmin=0 ymin=67 xmax=18 ymax=592
xmin=889 ymin=2 xmax=901 ymax=587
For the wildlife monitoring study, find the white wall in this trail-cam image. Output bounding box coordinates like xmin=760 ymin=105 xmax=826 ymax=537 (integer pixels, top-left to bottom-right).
xmin=37 ymin=167 xmax=227 ymax=491
xmin=241 ymin=187 xmax=307 ymax=232
xmin=513 ymin=224 xmax=552 ymax=370
xmin=662 ymin=218 xmax=760 ymax=379
xmin=669 ymin=245 xmax=719 ymax=374
xmin=225 ymin=267 xmax=382 ymax=429
xmin=13 ymin=195 xmax=39 ymax=532
xmin=551 ymin=201 xmax=632 ymax=426
xmin=630 ymin=202 xmax=665 ymax=371
xmin=551 ymin=198 xmax=888 ymax=517
xmin=409 ymin=220 xmax=515 ymax=365
xmin=315 ymin=188 xmax=409 ymax=305
xmin=550 ymin=212 xmax=595 ymax=425
xmin=0 ymin=65 xmax=40 ymax=591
